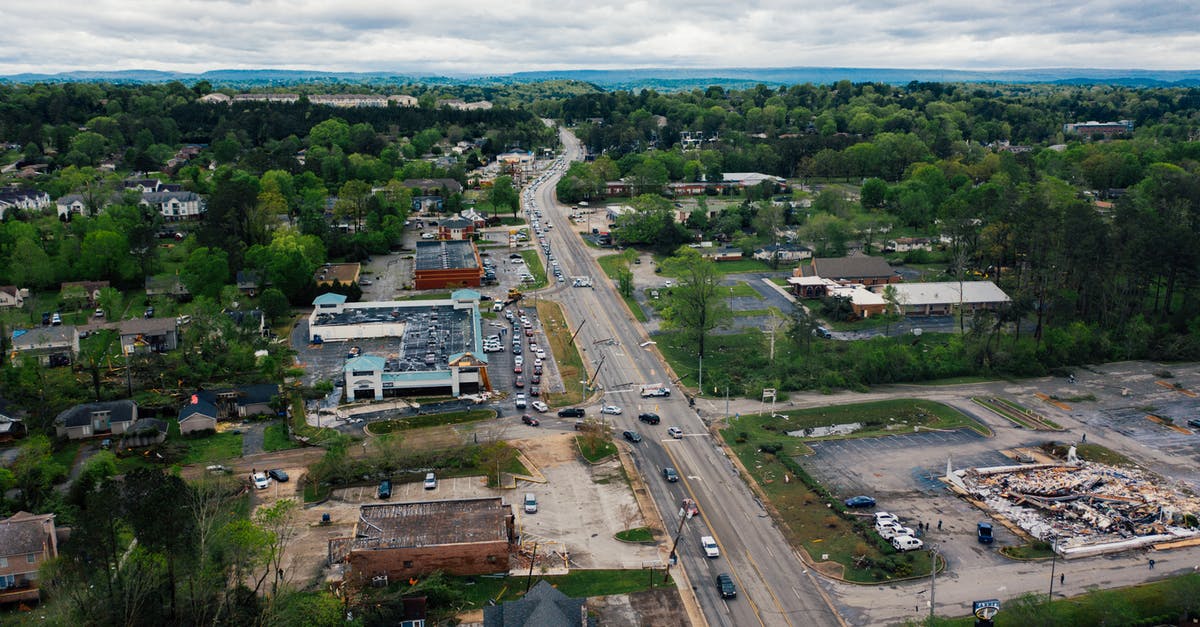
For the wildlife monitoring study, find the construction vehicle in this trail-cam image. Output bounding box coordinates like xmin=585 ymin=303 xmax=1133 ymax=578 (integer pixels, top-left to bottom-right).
xmin=501 ymin=288 xmax=523 ymax=308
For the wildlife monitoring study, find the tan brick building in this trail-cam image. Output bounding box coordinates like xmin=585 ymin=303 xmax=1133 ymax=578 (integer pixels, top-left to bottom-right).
xmin=341 ymin=498 xmax=515 ymax=583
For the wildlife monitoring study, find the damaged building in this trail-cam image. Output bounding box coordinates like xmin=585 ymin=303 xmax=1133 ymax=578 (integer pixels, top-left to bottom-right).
xmin=333 ymin=497 xmax=516 ymax=583
xmin=946 ymin=452 xmax=1200 ymax=558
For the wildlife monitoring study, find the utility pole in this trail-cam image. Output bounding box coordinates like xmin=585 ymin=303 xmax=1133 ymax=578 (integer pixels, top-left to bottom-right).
xmin=1048 ymin=534 xmax=1058 ymax=602
xmin=525 ymin=542 xmax=539 ymax=592
xmin=568 ymin=320 xmax=587 ymax=346
xmin=698 ymin=355 xmax=702 ymax=392
xmin=663 ymin=499 xmax=698 ymax=583
xmin=929 ymin=544 xmax=938 ymax=623
xmin=725 ymin=386 xmax=730 ymax=418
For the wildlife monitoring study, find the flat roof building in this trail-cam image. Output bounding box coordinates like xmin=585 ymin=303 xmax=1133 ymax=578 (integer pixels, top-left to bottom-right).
xmin=877 ymin=281 xmax=1011 ymax=316
xmin=413 ymin=240 xmax=483 ymax=290
xmin=308 ymin=290 xmax=490 ymax=398
xmin=341 ymin=497 xmax=515 ymax=582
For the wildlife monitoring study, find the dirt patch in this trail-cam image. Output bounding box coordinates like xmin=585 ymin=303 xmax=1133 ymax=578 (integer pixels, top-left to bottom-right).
xmin=619 ymin=588 xmax=688 ymax=626
xmin=514 ymin=431 xmax=582 ymax=467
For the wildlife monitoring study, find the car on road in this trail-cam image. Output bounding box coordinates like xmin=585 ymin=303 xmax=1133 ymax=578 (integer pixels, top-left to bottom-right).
xmin=514 ymin=375 xmax=525 ymax=388
xmin=600 ymin=405 xmax=623 ymax=415
xmin=638 ymin=412 xmax=661 ymax=425
xmin=513 ymin=363 xmax=523 ymax=374
xmin=522 ymin=414 xmax=540 ymax=426
xmin=622 ymin=430 xmax=642 ymax=443
xmin=252 ymin=473 xmax=270 ymax=489
xmin=267 ymin=469 xmax=289 ymax=482
xmin=814 ymin=326 xmax=833 ymax=339
xmin=424 ymin=472 xmax=437 ymax=490
xmin=1188 ymin=418 xmax=1200 ymax=429
xmin=558 ymin=407 xmax=585 ymax=418
xmin=667 ymin=426 xmax=683 ymax=439
xmin=844 ymin=495 xmax=877 ymax=508
xmin=515 ymin=394 xmax=527 ymax=409
xmin=700 ymin=535 xmax=720 ymax=558
xmin=716 ymin=573 xmax=737 ymax=598
xmin=662 ymin=467 xmax=679 ymax=482
xmin=377 ymin=479 xmax=392 ymax=499
xmin=530 ymin=385 xmax=540 ymax=396
xmin=531 ymin=400 xmax=549 ymax=413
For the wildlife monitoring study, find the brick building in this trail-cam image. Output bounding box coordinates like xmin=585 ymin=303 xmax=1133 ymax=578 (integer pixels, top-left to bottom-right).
xmin=413 ymin=240 xmax=483 ymax=289
xmin=340 ymin=498 xmax=515 ymax=582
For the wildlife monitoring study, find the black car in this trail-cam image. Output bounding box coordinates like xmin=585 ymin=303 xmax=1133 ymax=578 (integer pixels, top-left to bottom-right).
xmin=638 ymin=412 xmax=661 ymax=425
xmin=144 ymin=307 xmax=155 ymax=319
xmin=663 ymin=467 xmax=679 ymax=482
xmin=622 ymin=430 xmax=643 ymax=443
xmin=558 ymin=407 xmax=585 ymax=418
xmin=716 ymin=573 xmax=737 ymax=598
xmin=521 ymin=414 xmax=539 ymax=426
xmin=267 ymin=469 xmax=289 ymax=482
xmin=377 ymin=480 xmax=392 ymax=499
xmin=1188 ymin=418 xmax=1200 ymax=429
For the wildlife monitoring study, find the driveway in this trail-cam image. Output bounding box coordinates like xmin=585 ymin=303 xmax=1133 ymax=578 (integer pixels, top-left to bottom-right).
xmin=242 ymin=422 xmax=266 ymax=456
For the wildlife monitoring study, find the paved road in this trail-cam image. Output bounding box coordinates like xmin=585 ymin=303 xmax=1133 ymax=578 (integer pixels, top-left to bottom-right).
xmin=528 ymin=127 xmax=843 ymax=627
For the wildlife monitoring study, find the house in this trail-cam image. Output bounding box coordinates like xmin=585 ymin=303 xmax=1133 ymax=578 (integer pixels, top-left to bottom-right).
xmin=1063 ymin=120 xmax=1134 ymax=137
xmin=438 ymin=217 xmax=475 ymax=241
xmin=604 ymin=181 xmax=632 ymax=197
xmin=336 ymin=498 xmax=515 ymax=583
xmin=115 ymin=317 xmax=181 ymax=355
xmin=460 ymin=208 xmax=488 ymax=229
xmin=142 ymin=191 xmax=204 ymax=221
xmin=0 ymin=512 xmax=60 ymax=604
xmin=232 ymin=93 xmax=300 ymax=104
xmin=483 ymin=579 xmax=588 ymax=627
xmin=412 ymin=195 xmax=445 ymax=212
xmin=60 ymin=280 xmax=109 ymax=306
xmin=177 ymin=394 xmax=219 ymax=434
xmin=199 ymin=93 xmax=231 ymax=104
xmin=144 ymin=275 xmax=190 ymax=300
xmin=0 ymin=402 xmax=24 ymax=442
xmin=314 ymin=263 xmax=361 ymax=287
xmin=309 ymin=94 xmax=389 ymax=108
xmin=753 ymin=244 xmax=812 ymax=263
xmin=0 ymin=188 xmax=52 ymax=219
xmin=878 ymin=281 xmax=1011 ymax=317
xmin=236 ymin=270 xmax=266 ymax=295
xmin=11 ymin=326 xmax=79 ymax=367
xmin=719 ymin=172 xmax=787 ymax=193
xmin=436 ymin=99 xmax=492 ymax=111
xmin=388 ymin=94 xmax=419 ymax=107
xmin=828 ymin=284 xmax=889 ymax=318
xmin=667 ymin=181 xmax=709 ymax=196
xmin=119 ymin=418 xmax=168 ymax=448
xmin=190 ymin=384 xmax=279 ymax=421
xmin=54 ymin=400 xmax=138 ymax=440
xmin=0 ymin=286 xmax=25 ymax=308
xmin=885 ymin=237 xmax=934 ymax=253
xmin=796 ymin=256 xmax=900 ymax=286
xmin=403 ymin=178 xmax=464 ymax=196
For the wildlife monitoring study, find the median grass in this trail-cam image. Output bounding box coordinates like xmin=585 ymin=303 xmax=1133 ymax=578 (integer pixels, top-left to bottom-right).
xmin=575 ymin=435 xmax=617 ymax=462
xmin=536 ymin=300 xmax=587 ymax=407
xmin=615 ymin=527 xmax=654 ymax=542
xmin=519 ymin=249 xmax=548 ymax=289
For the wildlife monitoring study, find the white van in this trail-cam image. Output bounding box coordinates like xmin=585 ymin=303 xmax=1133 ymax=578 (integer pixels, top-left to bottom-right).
xmin=892 ymin=535 xmax=924 ymax=552
xmin=523 ymin=493 xmax=538 ymax=514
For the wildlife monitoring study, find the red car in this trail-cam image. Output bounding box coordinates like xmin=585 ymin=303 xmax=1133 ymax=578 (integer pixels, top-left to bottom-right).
xmin=531 ymin=373 xmax=541 ymax=384
xmin=530 ymin=385 xmax=540 ymax=396
xmin=534 ymin=366 xmax=543 ymax=376
xmin=514 ymin=375 xmax=525 ymax=388
xmin=513 ymin=364 xmax=523 ymax=374
xmin=522 ymin=414 xmax=539 ymax=426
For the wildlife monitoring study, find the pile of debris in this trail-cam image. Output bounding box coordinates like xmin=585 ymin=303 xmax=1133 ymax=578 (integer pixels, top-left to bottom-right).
xmin=950 ymin=456 xmax=1200 ymax=557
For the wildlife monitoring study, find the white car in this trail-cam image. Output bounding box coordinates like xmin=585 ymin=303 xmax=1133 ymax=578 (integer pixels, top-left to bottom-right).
xmin=421 ymin=232 xmax=436 ymax=239
xmin=531 ymin=400 xmax=550 ymax=413
xmin=252 ymin=473 xmax=270 ymax=490
xmin=600 ymin=405 xmax=623 ymax=415
xmin=700 ymin=535 xmax=720 ymax=558
xmin=667 ymin=426 xmax=684 ymax=439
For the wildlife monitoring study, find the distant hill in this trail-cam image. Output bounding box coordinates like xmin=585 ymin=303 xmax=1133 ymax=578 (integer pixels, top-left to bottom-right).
xmin=3 ymin=66 xmax=1200 ymax=90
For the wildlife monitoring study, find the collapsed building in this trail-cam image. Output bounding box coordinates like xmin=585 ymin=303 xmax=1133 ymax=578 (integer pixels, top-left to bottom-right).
xmin=946 ymin=450 xmax=1200 ymax=558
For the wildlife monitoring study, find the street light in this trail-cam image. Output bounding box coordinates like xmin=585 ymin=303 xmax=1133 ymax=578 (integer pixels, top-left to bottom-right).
xmin=1047 ymin=533 xmax=1059 ymax=601
xmin=928 ymin=543 xmax=939 ymax=622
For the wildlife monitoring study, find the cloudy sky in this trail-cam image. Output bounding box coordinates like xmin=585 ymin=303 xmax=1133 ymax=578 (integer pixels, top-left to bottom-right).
xmin=2 ymin=0 xmax=1198 ymax=75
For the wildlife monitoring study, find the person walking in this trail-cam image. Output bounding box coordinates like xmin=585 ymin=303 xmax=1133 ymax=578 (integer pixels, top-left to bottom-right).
xmin=1060 ymin=573 xmax=1065 ymax=586
xmin=1149 ymin=559 xmax=1156 ymax=570
xmin=1082 ymin=433 xmax=1087 ymax=444
xmin=937 ymin=519 xmax=943 ymax=531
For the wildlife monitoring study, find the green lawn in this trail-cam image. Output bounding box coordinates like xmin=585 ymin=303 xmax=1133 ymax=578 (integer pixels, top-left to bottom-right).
xmin=366 ymin=409 xmax=496 ymax=434
xmin=536 ymin=300 xmax=587 ymax=407
xmin=596 ymin=253 xmax=625 ymax=280
xmin=575 ymin=435 xmax=617 ymax=462
xmin=51 ymin=440 xmax=81 ymax=472
xmin=656 ymin=257 xmax=772 ymax=276
xmin=263 ymin=422 xmax=299 ymax=452
xmin=519 ymin=249 xmax=548 ymax=289
xmin=450 ymin=569 xmax=675 ymax=611
xmin=726 ymin=282 xmax=765 ymax=299
xmin=730 ymin=399 xmax=990 ymax=448
xmin=177 ymin=429 xmax=244 ymax=465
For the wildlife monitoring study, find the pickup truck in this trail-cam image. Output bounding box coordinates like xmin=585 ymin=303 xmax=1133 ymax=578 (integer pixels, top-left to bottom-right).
xmin=640 ymin=384 xmax=671 ymax=398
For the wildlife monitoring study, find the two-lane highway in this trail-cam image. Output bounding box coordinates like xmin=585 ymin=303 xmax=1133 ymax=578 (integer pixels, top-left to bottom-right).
xmin=521 ymin=126 xmax=844 ymax=627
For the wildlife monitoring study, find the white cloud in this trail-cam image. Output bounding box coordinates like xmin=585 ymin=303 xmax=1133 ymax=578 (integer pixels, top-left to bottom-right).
xmin=0 ymin=0 xmax=1197 ymax=74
